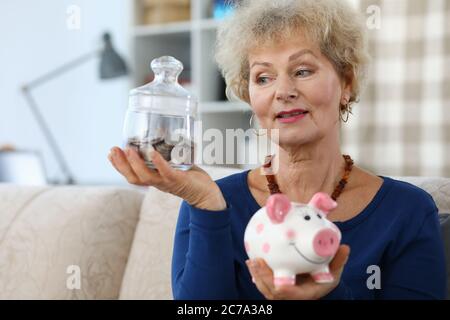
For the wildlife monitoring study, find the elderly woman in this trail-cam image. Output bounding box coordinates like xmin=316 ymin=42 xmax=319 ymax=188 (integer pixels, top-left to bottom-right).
xmin=108 ymin=0 xmax=446 ymax=299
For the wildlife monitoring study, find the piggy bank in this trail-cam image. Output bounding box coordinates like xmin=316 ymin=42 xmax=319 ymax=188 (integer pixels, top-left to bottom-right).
xmin=244 ymin=192 xmax=341 ymax=286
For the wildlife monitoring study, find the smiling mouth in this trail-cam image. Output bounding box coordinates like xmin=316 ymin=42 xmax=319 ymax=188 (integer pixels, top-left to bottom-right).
xmin=289 ymin=243 xmax=326 ymax=265
xmin=276 ymin=111 xmax=308 ymax=119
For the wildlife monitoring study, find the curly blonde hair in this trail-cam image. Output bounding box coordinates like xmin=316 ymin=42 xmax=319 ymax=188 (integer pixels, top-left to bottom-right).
xmin=215 ymin=0 xmax=370 ymax=114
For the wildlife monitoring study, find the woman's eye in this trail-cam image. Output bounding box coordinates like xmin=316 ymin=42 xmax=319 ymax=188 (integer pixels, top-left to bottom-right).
xmin=256 ymin=76 xmax=270 ymax=85
xmin=295 ymin=69 xmax=312 ymax=77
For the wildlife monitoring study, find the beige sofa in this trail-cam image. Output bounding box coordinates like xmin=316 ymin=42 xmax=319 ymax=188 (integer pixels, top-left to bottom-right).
xmin=0 ymin=166 xmax=449 ymax=300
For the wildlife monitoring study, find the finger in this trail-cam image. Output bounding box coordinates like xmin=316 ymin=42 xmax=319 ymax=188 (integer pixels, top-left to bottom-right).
xmin=255 ymin=259 xmax=297 ymax=300
xmin=151 ymin=150 xmax=179 ymax=180
xmin=252 ymin=259 xmax=282 ymax=299
xmin=246 ymin=260 xmax=274 ymax=299
xmin=109 ymin=147 xmax=143 ymax=185
xmin=125 ymin=148 xmax=162 ymax=185
xmin=254 ymin=259 xmax=276 ymax=287
xmin=329 ymin=244 xmax=350 ymax=274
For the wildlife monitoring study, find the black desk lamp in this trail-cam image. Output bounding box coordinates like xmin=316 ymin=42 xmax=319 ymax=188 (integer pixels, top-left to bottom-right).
xmin=21 ymin=32 xmax=128 ymax=184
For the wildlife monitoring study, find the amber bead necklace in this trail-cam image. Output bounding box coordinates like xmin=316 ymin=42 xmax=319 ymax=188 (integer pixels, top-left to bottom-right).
xmin=262 ymin=154 xmax=354 ymax=200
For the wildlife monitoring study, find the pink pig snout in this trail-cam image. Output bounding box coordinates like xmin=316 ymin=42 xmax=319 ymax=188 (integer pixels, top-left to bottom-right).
xmin=313 ymin=229 xmax=339 ymax=257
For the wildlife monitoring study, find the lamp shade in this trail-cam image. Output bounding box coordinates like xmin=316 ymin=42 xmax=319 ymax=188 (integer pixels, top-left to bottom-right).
xmin=99 ymin=32 xmax=128 ymax=79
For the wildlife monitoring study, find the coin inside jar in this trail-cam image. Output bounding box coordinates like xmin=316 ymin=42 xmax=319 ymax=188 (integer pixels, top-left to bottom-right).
xmin=139 ymin=139 xmax=155 ymax=163
xmin=126 ymin=137 xmax=153 ymax=163
xmin=151 ymin=137 xmax=175 ymax=162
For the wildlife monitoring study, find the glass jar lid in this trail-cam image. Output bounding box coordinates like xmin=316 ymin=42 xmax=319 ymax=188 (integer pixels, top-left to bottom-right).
xmin=129 ymin=56 xmax=195 ymax=104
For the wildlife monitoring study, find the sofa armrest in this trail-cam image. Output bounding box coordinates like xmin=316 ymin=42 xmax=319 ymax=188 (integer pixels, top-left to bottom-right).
xmin=0 ymin=185 xmax=144 ymax=299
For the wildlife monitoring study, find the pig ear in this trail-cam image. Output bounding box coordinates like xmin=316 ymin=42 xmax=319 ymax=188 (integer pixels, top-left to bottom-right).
xmin=266 ymin=194 xmax=291 ymax=224
xmin=308 ymin=192 xmax=337 ymax=215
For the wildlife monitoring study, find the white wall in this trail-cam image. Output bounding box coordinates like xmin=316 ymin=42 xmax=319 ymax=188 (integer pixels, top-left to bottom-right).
xmin=0 ymin=0 xmax=131 ymax=185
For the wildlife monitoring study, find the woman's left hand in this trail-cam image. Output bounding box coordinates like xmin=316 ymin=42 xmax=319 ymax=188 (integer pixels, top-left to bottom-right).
xmin=246 ymin=244 xmax=350 ymax=300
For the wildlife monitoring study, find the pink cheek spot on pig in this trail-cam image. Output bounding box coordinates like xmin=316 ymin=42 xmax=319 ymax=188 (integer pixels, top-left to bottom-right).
xmin=256 ymin=223 xmax=264 ymax=234
xmin=244 ymin=192 xmax=341 ymax=286
xmin=262 ymin=242 xmax=271 ymax=253
xmin=286 ymin=229 xmax=296 ymax=240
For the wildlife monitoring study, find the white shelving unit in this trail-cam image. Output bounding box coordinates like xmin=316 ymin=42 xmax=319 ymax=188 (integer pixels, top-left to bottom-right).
xmin=130 ymin=0 xmax=250 ymax=111
xmin=130 ymin=0 xmax=253 ymax=168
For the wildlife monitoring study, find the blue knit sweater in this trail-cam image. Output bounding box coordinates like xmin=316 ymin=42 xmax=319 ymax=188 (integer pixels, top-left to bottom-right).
xmin=171 ymin=170 xmax=447 ymax=299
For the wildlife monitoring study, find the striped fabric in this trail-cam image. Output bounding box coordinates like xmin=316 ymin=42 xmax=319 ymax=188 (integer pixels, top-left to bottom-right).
xmin=341 ymin=0 xmax=450 ymax=177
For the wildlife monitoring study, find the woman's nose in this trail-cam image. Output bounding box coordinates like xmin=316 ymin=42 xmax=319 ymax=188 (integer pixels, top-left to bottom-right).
xmin=275 ymin=77 xmax=299 ymax=102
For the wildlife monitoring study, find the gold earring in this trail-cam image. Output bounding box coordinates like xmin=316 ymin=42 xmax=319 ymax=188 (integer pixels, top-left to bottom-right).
xmin=249 ymin=112 xmax=255 ymax=128
xmin=340 ymin=103 xmax=351 ymax=123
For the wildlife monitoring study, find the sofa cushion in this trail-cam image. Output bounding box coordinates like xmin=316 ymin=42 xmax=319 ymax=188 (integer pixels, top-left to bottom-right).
xmin=119 ymin=187 xmax=182 ymax=300
xmin=0 ymin=184 xmax=143 ymax=299
xmin=393 ymin=176 xmax=450 ymax=213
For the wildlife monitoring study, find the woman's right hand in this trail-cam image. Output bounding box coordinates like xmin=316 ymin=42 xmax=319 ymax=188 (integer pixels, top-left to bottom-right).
xmin=108 ymin=146 xmax=227 ymax=211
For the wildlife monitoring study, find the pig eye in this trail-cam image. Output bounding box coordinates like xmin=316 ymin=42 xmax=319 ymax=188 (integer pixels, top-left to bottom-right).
xmin=304 ymin=215 xmax=311 ymax=221
xmin=317 ymin=214 xmax=322 ymax=219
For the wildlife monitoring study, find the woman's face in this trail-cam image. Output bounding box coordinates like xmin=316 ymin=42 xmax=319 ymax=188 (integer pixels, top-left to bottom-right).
xmin=248 ymin=33 xmax=351 ymax=149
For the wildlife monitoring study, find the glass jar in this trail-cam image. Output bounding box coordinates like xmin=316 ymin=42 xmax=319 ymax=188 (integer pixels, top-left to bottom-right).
xmin=123 ymin=56 xmax=197 ymax=171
